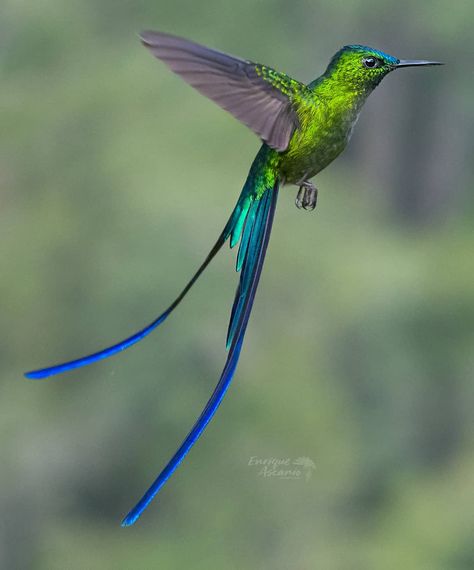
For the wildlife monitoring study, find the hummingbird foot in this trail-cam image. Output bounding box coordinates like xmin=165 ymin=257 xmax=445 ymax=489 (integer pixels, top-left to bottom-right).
xmin=295 ymin=182 xmax=318 ymax=211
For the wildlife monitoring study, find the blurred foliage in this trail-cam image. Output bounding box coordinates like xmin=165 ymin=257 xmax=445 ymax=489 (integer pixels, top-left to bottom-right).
xmin=1 ymin=1 xmax=473 ymax=569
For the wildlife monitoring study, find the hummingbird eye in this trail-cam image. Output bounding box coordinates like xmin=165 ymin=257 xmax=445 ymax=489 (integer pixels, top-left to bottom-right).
xmin=362 ymin=56 xmax=380 ymax=69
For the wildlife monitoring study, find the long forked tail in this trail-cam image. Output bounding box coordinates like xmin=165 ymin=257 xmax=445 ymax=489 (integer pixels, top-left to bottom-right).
xmin=25 ymin=154 xmax=280 ymax=526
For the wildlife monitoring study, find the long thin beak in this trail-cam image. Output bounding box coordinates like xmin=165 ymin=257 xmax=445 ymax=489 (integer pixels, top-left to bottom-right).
xmin=396 ymin=59 xmax=444 ymax=68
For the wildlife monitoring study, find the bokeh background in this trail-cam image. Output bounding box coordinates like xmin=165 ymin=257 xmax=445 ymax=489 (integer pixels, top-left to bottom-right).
xmin=2 ymin=1 xmax=473 ymax=568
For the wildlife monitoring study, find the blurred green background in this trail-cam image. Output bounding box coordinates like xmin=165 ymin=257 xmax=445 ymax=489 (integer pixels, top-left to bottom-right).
xmin=2 ymin=1 xmax=473 ymax=568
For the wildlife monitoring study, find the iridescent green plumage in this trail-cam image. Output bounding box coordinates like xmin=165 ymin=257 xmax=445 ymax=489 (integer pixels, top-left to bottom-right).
xmin=25 ymin=31 xmax=441 ymax=526
xmin=256 ymin=47 xmax=401 ymax=184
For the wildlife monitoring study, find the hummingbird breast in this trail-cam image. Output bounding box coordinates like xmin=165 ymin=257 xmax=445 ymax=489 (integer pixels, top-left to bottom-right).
xmin=278 ymin=94 xmax=363 ymax=185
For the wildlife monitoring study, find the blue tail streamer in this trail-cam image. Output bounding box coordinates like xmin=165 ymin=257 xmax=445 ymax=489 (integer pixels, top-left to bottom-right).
xmin=25 ymin=227 xmax=231 ymax=379
xmin=121 ymin=181 xmax=279 ymax=526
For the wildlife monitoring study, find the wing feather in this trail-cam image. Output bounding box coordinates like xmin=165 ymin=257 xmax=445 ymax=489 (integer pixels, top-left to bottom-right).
xmin=141 ymin=30 xmax=305 ymax=151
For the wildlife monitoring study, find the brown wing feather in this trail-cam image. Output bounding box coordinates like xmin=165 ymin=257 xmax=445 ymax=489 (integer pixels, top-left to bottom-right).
xmin=140 ymin=30 xmax=301 ymax=152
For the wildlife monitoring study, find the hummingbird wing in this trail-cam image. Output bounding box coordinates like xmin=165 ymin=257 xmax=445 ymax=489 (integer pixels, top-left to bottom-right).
xmin=140 ymin=30 xmax=306 ymax=152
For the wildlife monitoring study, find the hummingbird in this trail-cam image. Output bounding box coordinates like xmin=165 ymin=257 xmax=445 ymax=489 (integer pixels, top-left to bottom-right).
xmin=25 ymin=30 xmax=442 ymax=526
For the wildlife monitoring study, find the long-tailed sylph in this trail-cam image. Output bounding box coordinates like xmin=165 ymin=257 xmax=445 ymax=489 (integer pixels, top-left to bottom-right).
xmin=25 ymin=30 xmax=442 ymax=525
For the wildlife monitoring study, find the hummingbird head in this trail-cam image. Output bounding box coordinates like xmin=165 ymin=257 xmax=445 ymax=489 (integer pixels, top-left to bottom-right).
xmin=325 ymin=45 xmax=442 ymax=92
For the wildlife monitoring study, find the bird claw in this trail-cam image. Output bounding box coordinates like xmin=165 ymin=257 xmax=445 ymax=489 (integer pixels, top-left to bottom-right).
xmin=295 ymin=183 xmax=318 ymax=211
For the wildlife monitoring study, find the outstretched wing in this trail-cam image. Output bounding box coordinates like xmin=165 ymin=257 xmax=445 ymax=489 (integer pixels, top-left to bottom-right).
xmin=141 ymin=30 xmax=306 ymax=152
